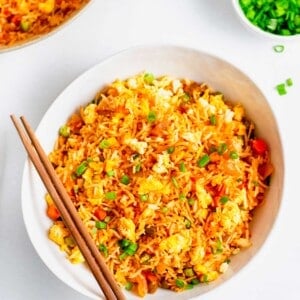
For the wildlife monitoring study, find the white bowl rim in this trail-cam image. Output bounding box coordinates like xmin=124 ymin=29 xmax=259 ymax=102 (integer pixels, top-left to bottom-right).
xmin=0 ymin=0 xmax=94 ymax=54
xmin=21 ymin=43 xmax=285 ymax=300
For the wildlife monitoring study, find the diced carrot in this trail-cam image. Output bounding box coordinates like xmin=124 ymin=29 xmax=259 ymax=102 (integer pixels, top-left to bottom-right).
xmin=132 ymin=274 xmax=148 ymax=297
xmin=251 ymin=138 xmax=268 ymax=155
xmin=47 ymin=204 xmax=60 ymax=220
xmin=94 ymin=207 xmax=107 ymax=221
xmin=142 ymin=270 xmax=159 ymax=294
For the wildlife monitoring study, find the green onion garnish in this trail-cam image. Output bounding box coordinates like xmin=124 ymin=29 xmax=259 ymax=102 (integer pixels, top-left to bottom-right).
xmin=59 ymin=125 xmax=70 ymax=137
xmin=139 ymin=194 xmax=149 ymax=202
xmin=217 ymin=143 xmax=227 ymax=155
xmin=120 ymin=175 xmax=130 ymax=185
xmin=75 ymin=161 xmax=88 ymax=176
xmin=175 ymin=279 xmax=185 ymax=288
xmin=106 ymin=170 xmax=115 ymax=177
xmin=179 ymin=162 xmax=187 ymax=172
xmin=273 ymin=44 xmax=284 ymax=53
xmin=230 ymin=151 xmax=239 ymax=159
xmin=167 ymin=146 xmax=175 ymax=154
xmin=105 ymin=191 xmax=117 ymax=200
xmin=220 ymin=196 xmax=229 ymax=204
xmin=276 ymin=83 xmax=287 ymax=95
xmin=209 ymin=114 xmax=217 ymax=125
xmin=147 ymin=111 xmax=157 ymax=122
xmin=125 ymin=282 xmax=133 ymax=291
xmin=239 ymin=0 xmax=300 ymax=36
xmin=197 ymin=154 xmax=210 ymax=168
xmin=144 ymin=73 xmax=155 ymax=84
xmin=98 ymin=244 xmax=108 ymax=257
xmin=286 ymin=78 xmax=293 ymax=87
xmin=99 ymin=139 xmax=111 ymax=149
xmin=95 ymin=221 xmax=107 ymax=229
xmin=171 ymin=176 xmax=179 ymax=188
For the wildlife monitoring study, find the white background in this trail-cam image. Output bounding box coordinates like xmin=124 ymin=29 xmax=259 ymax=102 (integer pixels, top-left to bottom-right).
xmin=0 ymin=1 xmax=299 ymax=299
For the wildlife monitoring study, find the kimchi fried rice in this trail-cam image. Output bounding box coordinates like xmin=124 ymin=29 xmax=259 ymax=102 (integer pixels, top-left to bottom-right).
xmin=45 ymin=72 xmax=273 ymax=297
xmin=0 ymin=0 xmax=90 ymax=48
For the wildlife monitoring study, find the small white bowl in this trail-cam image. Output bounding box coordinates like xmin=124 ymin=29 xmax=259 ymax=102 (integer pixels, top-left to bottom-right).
xmin=0 ymin=1 xmax=93 ymax=53
xmin=21 ymin=45 xmax=284 ymax=300
xmin=232 ymin=0 xmax=300 ymax=41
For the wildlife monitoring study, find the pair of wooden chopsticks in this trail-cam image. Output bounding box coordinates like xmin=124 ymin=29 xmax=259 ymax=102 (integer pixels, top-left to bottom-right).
xmin=11 ymin=115 xmax=125 ymax=300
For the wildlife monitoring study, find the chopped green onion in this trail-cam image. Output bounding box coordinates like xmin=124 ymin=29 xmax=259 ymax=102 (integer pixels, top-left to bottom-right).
xmin=167 ymin=146 xmax=175 ymax=154
xmin=139 ymin=194 xmax=149 ymax=202
xmin=171 ymin=176 xmax=179 ymax=188
xmin=175 ymin=279 xmax=185 ymax=288
xmin=75 ymin=161 xmax=88 ymax=176
xmin=239 ymin=0 xmax=300 ymax=36
xmin=144 ymin=73 xmax=155 ymax=84
xmin=276 ymin=83 xmax=287 ymax=95
xmin=184 ymin=218 xmax=191 ymax=229
xmin=216 ymin=238 xmax=223 ymax=253
xmin=161 ymin=206 xmax=168 ymax=213
xmin=209 ymin=114 xmax=217 ymax=125
xmin=286 ymin=78 xmax=293 ymax=87
xmin=120 ymin=174 xmax=130 ymax=185
xmin=118 ymin=239 xmax=138 ymax=256
xmin=147 ymin=111 xmax=157 ymax=122
xmin=185 ymin=284 xmax=194 ymax=290
xmin=105 ymin=191 xmax=117 ymax=200
xmin=95 ymin=221 xmax=107 ymax=229
xmin=135 ymin=163 xmax=141 ymax=173
xmin=218 ymin=143 xmax=227 ymax=155
xmin=124 ymin=242 xmax=138 ymax=255
xmin=230 ymin=151 xmax=239 ymax=159
xmin=273 ymin=44 xmax=284 ymax=53
xmin=119 ymin=252 xmax=128 ymax=260
xmin=98 ymin=244 xmax=108 ymax=257
xmin=119 ymin=239 xmax=131 ymax=249
xmin=220 ymin=196 xmax=229 ymax=204
xmin=99 ymin=139 xmax=111 ymax=149
xmin=182 ymin=93 xmax=190 ymax=102
xmin=184 ymin=268 xmax=195 ymax=277
xmin=197 ymin=154 xmax=210 ymax=168
xmin=125 ymin=282 xmax=133 ymax=291
xmin=179 ymin=193 xmax=186 ymax=200
xmin=190 ymin=278 xmax=200 ymax=285
xmin=106 ymin=170 xmax=115 ymax=177
xmin=188 ymin=198 xmax=195 ymax=206
xmin=20 ymin=20 xmax=30 ymax=32
xmin=179 ymin=161 xmax=187 ymax=172
xmin=59 ymin=125 xmax=70 ymax=137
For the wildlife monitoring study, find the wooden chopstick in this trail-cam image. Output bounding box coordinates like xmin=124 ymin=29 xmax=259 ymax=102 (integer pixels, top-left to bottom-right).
xmin=11 ymin=115 xmax=125 ymax=300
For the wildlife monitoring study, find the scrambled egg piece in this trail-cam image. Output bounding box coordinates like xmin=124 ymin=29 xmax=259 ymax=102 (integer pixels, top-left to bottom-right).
xmin=138 ymin=176 xmax=170 ymax=195
xmin=69 ymin=246 xmax=85 ymax=264
xmin=152 ymin=152 xmax=172 ymax=174
xmin=159 ymin=230 xmax=191 ymax=254
xmin=38 ymin=0 xmax=55 ymax=14
xmin=48 ymin=222 xmax=69 ymax=246
xmin=81 ymin=103 xmax=97 ymax=124
xmin=220 ymin=202 xmax=242 ymax=233
xmin=125 ymin=138 xmax=148 ymax=155
xmin=117 ymin=217 xmax=136 ymax=242
xmin=195 ymin=181 xmax=212 ymax=208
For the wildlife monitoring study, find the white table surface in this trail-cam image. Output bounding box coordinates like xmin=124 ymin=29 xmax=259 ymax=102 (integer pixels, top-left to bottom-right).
xmin=0 ymin=1 xmax=299 ymax=299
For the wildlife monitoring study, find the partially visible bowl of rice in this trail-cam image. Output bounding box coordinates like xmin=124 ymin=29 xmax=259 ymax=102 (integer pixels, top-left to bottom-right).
xmin=21 ymin=45 xmax=284 ymax=300
xmin=0 ymin=0 xmax=92 ymax=52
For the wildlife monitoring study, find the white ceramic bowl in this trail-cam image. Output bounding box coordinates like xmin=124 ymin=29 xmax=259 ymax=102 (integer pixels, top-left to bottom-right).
xmin=0 ymin=1 xmax=93 ymax=53
xmin=21 ymin=45 xmax=284 ymax=300
xmin=232 ymin=0 xmax=300 ymax=41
